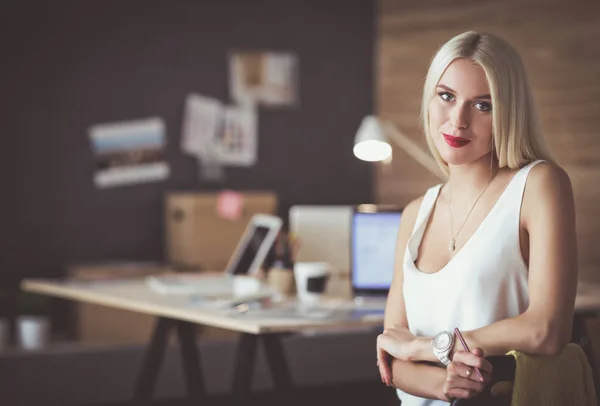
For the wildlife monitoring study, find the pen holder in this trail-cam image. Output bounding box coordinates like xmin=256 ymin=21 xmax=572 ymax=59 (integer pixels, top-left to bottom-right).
xmin=267 ymin=267 xmax=295 ymax=295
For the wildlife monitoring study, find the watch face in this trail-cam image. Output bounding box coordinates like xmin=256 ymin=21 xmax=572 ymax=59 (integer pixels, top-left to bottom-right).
xmin=434 ymin=332 xmax=451 ymax=350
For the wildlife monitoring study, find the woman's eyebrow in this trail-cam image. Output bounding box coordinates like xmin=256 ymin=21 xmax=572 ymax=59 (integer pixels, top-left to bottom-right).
xmin=437 ymin=84 xmax=491 ymax=100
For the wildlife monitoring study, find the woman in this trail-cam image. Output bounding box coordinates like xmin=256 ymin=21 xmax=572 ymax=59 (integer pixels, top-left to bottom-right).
xmin=376 ymin=31 xmax=578 ymax=405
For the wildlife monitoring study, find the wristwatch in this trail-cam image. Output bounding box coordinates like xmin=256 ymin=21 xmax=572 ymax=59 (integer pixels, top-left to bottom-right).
xmin=432 ymin=330 xmax=454 ymax=366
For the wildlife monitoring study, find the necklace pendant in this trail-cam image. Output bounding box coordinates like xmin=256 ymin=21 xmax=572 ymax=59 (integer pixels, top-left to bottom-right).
xmin=449 ymin=239 xmax=456 ymax=252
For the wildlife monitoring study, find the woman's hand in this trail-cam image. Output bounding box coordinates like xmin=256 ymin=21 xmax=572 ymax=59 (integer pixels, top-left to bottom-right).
xmin=376 ymin=325 xmax=418 ymax=386
xmin=377 ymin=325 xmax=419 ymax=362
xmin=441 ymin=348 xmax=494 ymax=401
xmin=377 ymin=344 xmax=392 ymax=386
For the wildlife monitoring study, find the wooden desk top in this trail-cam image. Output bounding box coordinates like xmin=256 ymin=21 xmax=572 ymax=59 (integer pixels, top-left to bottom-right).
xmin=21 ymin=278 xmax=600 ymax=335
xmin=21 ymin=278 xmax=385 ymax=335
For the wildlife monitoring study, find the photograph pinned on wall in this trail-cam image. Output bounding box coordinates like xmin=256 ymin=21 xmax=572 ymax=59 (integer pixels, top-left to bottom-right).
xmin=89 ymin=118 xmax=169 ymax=188
xmin=214 ymin=104 xmax=257 ymax=166
xmin=181 ymin=93 xmax=225 ymax=181
xmin=229 ymin=51 xmax=299 ymax=107
xmin=181 ymin=93 xmax=258 ymax=180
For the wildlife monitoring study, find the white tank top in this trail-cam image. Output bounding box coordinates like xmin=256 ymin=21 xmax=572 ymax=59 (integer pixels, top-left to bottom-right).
xmin=396 ymin=160 xmax=543 ymax=406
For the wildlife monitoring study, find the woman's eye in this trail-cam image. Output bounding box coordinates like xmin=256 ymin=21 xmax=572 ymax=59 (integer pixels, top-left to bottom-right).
xmin=475 ymin=101 xmax=492 ymax=112
xmin=438 ymin=92 xmax=455 ymax=102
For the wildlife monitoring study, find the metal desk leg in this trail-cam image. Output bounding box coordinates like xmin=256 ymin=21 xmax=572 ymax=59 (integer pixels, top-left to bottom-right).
xmin=133 ymin=317 xmax=175 ymax=400
xmin=262 ymin=333 xmax=294 ymax=393
xmin=232 ymin=333 xmax=259 ymax=402
xmin=176 ymin=321 xmax=207 ymax=400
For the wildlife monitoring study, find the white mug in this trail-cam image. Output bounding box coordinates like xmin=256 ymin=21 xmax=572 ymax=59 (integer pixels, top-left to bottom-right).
xmin=294 ymin=262 xmax=331 ymax=304
xmin=17 ymin=316 xmax=50 ymax=350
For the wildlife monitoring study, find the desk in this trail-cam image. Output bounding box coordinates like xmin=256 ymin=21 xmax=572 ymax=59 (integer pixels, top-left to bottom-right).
xmin=21 ymin=277 xmax=384 ymax=403
xmin=21 ymin=278 xmax=600 ymax=403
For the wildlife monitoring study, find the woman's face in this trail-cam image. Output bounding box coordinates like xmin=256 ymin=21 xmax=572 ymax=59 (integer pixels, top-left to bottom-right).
xmin=428 ymin=58 xmax=493 ymax=166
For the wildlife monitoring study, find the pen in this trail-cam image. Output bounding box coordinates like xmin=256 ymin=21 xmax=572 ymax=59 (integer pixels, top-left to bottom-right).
xmin=453 ymin=327 xmax=483 ymax=381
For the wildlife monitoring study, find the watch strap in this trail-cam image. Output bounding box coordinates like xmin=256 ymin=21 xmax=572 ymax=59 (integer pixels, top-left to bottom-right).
xmin=438 ymin=352 xmax=451 ymax=366
xmin=432 ymin=330 xmax=454 ymax=367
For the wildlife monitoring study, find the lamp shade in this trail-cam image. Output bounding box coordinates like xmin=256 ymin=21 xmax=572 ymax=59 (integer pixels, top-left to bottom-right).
xmin=353 ymin=115 xmax=392 ymax=162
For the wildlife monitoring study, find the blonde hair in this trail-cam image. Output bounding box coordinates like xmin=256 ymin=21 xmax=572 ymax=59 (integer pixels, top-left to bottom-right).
xmin=421 ymin=31 xmax=555 ymax=175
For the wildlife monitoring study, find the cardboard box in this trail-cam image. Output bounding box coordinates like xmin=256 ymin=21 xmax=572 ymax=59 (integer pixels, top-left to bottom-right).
xmin=165 ymin=191 xmax=278 ymax=271
xmin=164 ymin=191 xmax=278 ymax=341
xmin=67 ymin=192 xmax=278 ymax=344
xmin=67 ymin=262 xmax=168 ymax=344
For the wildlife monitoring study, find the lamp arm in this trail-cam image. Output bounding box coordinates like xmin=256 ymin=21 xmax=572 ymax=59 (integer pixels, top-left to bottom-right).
xmin=383 ymin=121 xmax=445 ymax=180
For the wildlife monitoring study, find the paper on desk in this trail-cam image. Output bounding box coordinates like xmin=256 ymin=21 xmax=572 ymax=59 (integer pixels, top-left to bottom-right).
xmin=225 ymin=300 xmax=384 ymax=322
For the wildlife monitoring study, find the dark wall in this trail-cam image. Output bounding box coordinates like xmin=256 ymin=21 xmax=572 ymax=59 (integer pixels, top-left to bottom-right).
xmin=0 ymin=0 xmax=375 ymax=284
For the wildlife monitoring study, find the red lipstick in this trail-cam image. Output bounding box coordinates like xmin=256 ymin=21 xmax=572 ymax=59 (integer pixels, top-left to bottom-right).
xmin=443 ymin=133 xmax=470 ymax=148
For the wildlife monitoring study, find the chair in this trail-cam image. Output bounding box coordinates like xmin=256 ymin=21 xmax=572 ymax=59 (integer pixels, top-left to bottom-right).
xmin=450 ymin=355 xmax=516 ymax=406
xmin=451 ymin=314 xmax=597 ymax=406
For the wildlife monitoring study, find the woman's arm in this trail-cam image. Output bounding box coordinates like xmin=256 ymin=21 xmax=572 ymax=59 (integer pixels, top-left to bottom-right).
xmin=380 ymin=196 xmax=493 ymax=401
xmin=389 ymin=359 xmax=448 ymax=399
xmin=409 ymin=163 xmax=578 ymax=361
xmin=379 ymin=197 xmax=449 ymax=399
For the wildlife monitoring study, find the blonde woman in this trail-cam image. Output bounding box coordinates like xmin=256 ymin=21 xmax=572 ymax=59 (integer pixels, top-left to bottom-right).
xmin=376 ymin=31 xmax=578 ymax=405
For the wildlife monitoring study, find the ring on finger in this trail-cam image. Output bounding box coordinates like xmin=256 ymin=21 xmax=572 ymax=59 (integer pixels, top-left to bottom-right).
xmin=465 ymin=368 xmax=472 ymax=378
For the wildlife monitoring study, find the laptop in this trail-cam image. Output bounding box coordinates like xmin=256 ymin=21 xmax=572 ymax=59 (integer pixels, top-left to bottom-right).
xmin=147 ymin=213 xmax=282 ymax=295
xmin=289 ymin=205 xmax=353 ymax=275
xmin=350 ymin=204 xmax=402 ymax=305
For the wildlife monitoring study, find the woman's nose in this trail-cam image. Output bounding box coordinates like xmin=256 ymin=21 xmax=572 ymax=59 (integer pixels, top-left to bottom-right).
xmin=450 ymin=104 xmax=470 ymax=130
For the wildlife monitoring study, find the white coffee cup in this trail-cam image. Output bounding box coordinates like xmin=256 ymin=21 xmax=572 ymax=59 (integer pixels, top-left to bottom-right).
xmin=17 ymin=315 xmax=50 ymax=351
xmin=294 ymin=262 xmax=331 ymax=304
xmin=0 ymin=319 xmax=9 ymax=351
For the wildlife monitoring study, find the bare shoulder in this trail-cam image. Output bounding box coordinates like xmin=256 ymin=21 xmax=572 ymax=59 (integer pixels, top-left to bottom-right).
xmin=523 ymin=161 xmax=575 ymax=226
xmin=525 ymin=161 xmax=574 ymax=201
xmin=399 ymin=195 xmax=425 ymax=234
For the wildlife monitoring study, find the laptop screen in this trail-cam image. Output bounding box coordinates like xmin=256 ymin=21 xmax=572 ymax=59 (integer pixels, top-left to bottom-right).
xmin=351 ymin=210 xmax=402 ymax=292
xmin=230 ymin=225 xmax=270 ymax=275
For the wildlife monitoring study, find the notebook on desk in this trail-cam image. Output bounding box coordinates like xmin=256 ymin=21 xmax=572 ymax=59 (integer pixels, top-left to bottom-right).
xmin=147 ymin=213 xmax=282 ymax=295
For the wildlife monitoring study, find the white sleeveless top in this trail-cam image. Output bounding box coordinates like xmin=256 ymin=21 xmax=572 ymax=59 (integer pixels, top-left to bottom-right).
xmin=396 ymin=160 xmax=543 ymax=406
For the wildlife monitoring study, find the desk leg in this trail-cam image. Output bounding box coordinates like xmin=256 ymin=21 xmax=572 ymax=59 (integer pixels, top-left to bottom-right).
xmin=232 ymin=333 xmax=259 ymax=402
xmin=176 ymin=321 xmax=207 ymax=400
xmin=262 ymin=333 xmax=294 ymax=393
xmin=133 ymin=317 xmax=174 ymax=401
xmin=231 ymin=333 xmax=295 ymax=403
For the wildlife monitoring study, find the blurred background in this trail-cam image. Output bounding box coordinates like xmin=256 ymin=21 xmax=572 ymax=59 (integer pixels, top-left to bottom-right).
xmin=1 ymin=0 xmax=599 ymax=405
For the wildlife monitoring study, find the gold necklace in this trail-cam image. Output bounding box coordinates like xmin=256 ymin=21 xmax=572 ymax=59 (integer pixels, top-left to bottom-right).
xmin=447 ymin=176 xmax=495 ymax=252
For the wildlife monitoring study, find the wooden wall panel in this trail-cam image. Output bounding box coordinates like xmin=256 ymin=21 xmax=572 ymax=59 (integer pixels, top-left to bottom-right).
xmin=377 ymin=0 xmax=600 ymax=281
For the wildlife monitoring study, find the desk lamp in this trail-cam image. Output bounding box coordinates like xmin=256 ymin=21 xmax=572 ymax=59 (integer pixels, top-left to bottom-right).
xmin=353 ymin=115 xmax=444 ymax=179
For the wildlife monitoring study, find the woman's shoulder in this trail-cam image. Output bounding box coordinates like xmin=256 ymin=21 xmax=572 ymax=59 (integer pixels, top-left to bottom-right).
xmin=396 ymin=196 xmax=423 ymax=242
xmin=521 ymin=161 xmax=574 ymax=224
xmin=404 ymin=184 xmax=444 ymax=218
xmin=400 ymin=193 xmax=428 ymax=231
xmin=400 ymin=183 xmax=444 ymax=232
xmin=404 ymin=196 xmax=424 ymax=219
xmin=524 ymin=161 xmax=573 ymax=199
